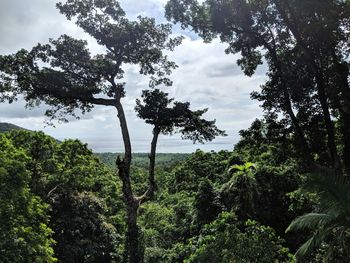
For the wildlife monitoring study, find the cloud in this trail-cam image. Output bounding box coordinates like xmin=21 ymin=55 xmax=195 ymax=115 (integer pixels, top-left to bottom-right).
xmin=120 ymin=0 xmax=167 ymax=20
xmin=0 ymin=0 xmax=266 ymax=153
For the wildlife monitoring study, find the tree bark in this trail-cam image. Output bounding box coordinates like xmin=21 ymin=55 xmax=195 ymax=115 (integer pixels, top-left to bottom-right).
xmin=123 ymin=197 xmax=143 ymax=263
xmin=148 ymin=128 xmax=159 ymax=192
xmin=139 ymin=127 xmax=160 ymax=204
xmin=314 ymin=73 xmax=342 ymax=170
xmin=332 ymin=55 xmax=350 ymax=175
xmin=283 ymin=91 xmax=313 ymax=165
xmin=114 ymin=97 xmax=144 ymax=263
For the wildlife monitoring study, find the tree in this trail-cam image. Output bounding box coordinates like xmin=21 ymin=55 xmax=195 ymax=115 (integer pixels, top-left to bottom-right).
xmin=0 ymin=134 xmax=56 ymax=262
xmin=220 ymin=162 xmax=258 ymax=221
xmin=133 ymin=89 xmax=225 ymax=261
xmin=173 ymin=150 xmax=231 ymax=193
xmin=50 ymin=191 xmax=118 ymax=263
xmin=235 ymin=117 xmax=294 ymax=165
xmin=193 ymin=179 xmax=221 ymax=227
xmin=6 ymin=130 xmax=123 ymax=262
xmin=165 ymin=0 xmax=350 ymax=173
xmin=135 ymin=89 xmax=226 ymax=203
xmin=184 ymin=212 xmax=293 ymax=263
xmin=0 ymin=1 xmax=225 ymax=261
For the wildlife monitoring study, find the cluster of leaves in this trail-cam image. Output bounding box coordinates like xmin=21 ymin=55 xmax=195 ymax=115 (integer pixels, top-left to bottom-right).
xmin=136 ymin=89 xmax=226 ymax=143
xmin=0 ymin=134 xmax=56 ymax=262
xmin=0 ymin=130 xmax=125 ymax=262
xmin=184 ymin=212 xmax=293 ymax=263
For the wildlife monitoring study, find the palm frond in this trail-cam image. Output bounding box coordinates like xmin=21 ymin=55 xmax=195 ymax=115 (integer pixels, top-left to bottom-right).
xmin=228 ymin=162 xmax=256 ymax=173
xmin=286 ymin=213 xmax=332 ymax=233
xmin=295 ymin=227 xmax=333 ymax=258
xmin=287 ymin=167 xmax=350 ymax=259
xmin=303 ymin=168 xmax=350 ymax=214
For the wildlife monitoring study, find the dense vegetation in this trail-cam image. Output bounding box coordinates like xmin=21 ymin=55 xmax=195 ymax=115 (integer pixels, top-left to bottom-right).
xmin=0 ymin=129 xmax=298 ymax=262
xmin=1 ymin=123 xmax=349 ymax=262
xmin=95 ymin=153 xmax=190 ymax=170
xmin=1 ymin=0 xmax=350 ymax=262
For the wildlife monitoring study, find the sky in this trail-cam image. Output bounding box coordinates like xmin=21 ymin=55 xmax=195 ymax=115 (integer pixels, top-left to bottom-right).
xmin=0 ymin=0 xmax=266 ymax=153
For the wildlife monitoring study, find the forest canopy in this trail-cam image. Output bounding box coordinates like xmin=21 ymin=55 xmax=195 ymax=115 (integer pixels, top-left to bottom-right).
xmin=1 ymin=0 xmax=350 ymax=262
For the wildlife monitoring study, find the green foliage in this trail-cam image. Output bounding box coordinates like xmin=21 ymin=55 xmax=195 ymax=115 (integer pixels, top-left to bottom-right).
xmin=235 ymin=118 xmax=294 ymax=166
xmin=229 ymin=162 xmax=256 ymax=173
xmin=135 ymin=89 xmax=226 ymax=142
xmin=173 ymin=150 xmax=231 ymax=192
xmin=221 ymin=162 xmax=258 ymax=220
xmin=51 ymin=191 xmax=118 ymax=263
xmin=193 ymin=179 xmax=221 ymax=227
xmin=253 ymin=164 xmax=302 ymax=234
xmin=2 ymin=130 xmax=124 ymax=262
xmin=0 ymin=123 xmax=311 ymax=262
xmin=0 ymin=134 xmax=56 ymax=262
xmin=184 ymin=212 xmax=294 ymax=263
xmin=95 ymin=152 xmax=189 ymax=170
xmin=1 ymin=0 xmax=349 ymax=260
xmin=287 ymin=169 xmax=350 ymax=260
xmin=0 ymin=127 xmax=333 ymax=262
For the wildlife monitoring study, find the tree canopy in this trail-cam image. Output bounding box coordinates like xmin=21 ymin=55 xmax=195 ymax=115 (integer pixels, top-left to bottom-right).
xmin=1 ymin=0 xmax=350 ymax=262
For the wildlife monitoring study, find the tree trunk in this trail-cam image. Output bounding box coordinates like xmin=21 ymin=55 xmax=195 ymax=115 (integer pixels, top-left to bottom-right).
xmin=114 ymin=97 xmax=144 ymax=263
xmin=123 ymin=196 xmax=143 ymax=263
xmin=332 ymin=56 xmax=350 ymax=175
xmin=273 ymin=0 xmax=341 ymax=170
xmin=148 ymin=128 xmax=159 ymax=196
xmin=283 ymin=92 xmax=313 ymax=166
xmin=340 ymin=111 xmax=350 ymax=175
xmin=266 ymin=44 xmax=313 ymax=165
xmin=138 ymin=127 xmax=160 ymax=205
xmin=315 ymin=74 xmax=341 ymax=170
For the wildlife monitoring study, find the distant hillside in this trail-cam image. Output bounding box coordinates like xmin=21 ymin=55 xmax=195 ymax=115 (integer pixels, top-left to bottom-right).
xmin=0 ymin=122 xmax=27 ymax=133
xmin=96 ymin=152 xmax=190 ymax=170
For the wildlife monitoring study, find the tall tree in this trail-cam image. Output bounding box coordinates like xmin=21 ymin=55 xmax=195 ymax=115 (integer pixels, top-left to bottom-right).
xmin=165 ymin=0 xmax=350 ymax=173
xmin=0 ymin=1 xmax=225 ymax=261
xmin=135 ymin=89 xmax=226 ymax=203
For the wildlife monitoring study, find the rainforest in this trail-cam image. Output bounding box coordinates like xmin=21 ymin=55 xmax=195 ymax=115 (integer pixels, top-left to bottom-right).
xmin=0 ymin=0 xmax=350 ymax=262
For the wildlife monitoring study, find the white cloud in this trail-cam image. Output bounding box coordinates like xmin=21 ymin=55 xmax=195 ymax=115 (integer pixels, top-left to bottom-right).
xmin=0 ymin=0 xmax=266 ymax=152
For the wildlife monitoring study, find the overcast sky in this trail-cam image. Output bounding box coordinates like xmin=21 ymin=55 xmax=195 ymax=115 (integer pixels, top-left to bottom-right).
xmin=0 ymin=0 xmax=266 ymax=153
